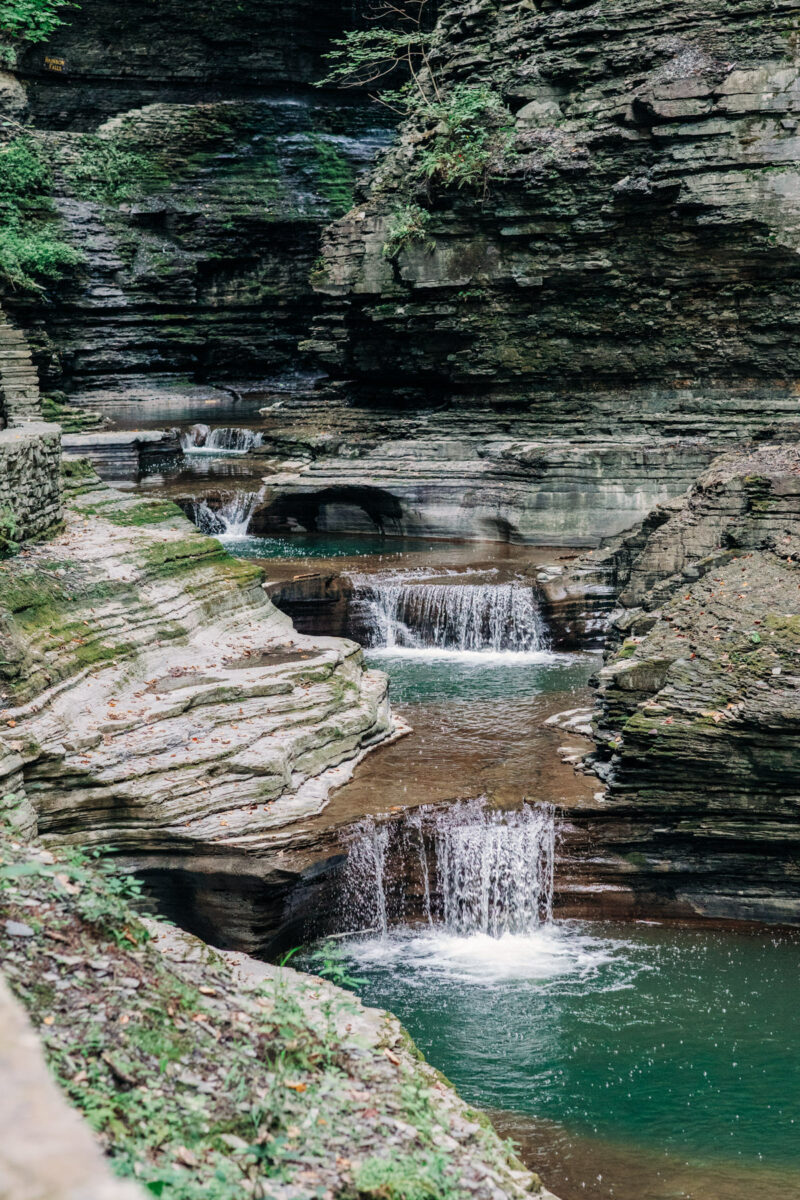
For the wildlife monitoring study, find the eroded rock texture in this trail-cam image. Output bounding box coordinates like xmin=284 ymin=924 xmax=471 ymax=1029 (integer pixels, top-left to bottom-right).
xmin=0 ymin=467 xmax=395 ymax=891
xmin=5 ymin=0 xmax=393 ymax=402
xmin=561 ymin=446 xmax=800 ymax=924
xmin=275 ymin=0 xmax=800 ymax=541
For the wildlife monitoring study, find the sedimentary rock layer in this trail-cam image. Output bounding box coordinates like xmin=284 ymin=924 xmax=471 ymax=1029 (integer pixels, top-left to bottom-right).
xmin=271 ymin=0 xmax=800 ymax=539
xmin=565 ymin=445 xmax=800 ymax=923
xmin=0 ymin=464 xmax=395 ymax=863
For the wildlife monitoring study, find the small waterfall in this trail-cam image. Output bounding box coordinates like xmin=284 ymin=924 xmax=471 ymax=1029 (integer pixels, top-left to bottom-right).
xmin=180 ymin=424 xmax=264 ymax=455
xmin=341 ymin=800 xmax=556 ymax=938
xmin=435 ymin=800 xmax=555 ymax=936
xmin=353 ymin=580 xmax=547 ymax=652
xmin=188 ymin=490 xmax=263 ymax=538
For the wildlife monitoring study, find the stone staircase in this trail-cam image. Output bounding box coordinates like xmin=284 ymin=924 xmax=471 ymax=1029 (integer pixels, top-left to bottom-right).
xmin=0 ymin=313 xmax=42 ymax=427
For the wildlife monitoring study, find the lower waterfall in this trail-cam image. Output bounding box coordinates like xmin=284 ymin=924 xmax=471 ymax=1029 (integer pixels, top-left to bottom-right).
xmin=341 ymin=799 xmax=556 ymax=938
xmin=351 ymin=579 xmax=547 ymax=653
xmin=188 ymin=490 xmax=263 ymax=538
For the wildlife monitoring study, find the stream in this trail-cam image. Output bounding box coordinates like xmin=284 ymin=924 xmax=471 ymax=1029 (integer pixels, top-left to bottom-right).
xmin=134 ymin=425 xmax=800 ymax=1200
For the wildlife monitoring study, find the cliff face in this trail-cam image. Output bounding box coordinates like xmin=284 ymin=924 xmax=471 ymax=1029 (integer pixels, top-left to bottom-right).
xmin=4 ymin=0 xmax=394 ymax=401
xmin=558 ymin=445 xmax=800 ymax=924
xmin=252 ymin=0 xmax=800 ymax=542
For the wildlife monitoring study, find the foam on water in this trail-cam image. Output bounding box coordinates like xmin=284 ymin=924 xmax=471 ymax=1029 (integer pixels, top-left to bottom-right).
xmin=343 ymin=925 xmax=623 ymax=986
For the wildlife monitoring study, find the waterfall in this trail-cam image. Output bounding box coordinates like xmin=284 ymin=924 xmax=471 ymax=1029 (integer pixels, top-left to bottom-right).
xmin=434 ymin=800 xmax=555 ymax=936
xmin=341 ymin=800 xmax=556 ymax=938
xmin=352 ymin=580 xmax=547 ymax=652
xmin=180 ymin=424 xmax=264 ymax=455
xmin=188 ymin=490 xmax=263 ymax=538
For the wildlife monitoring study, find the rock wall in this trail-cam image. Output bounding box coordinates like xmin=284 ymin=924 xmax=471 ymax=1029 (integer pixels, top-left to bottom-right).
xmin=559 ymin=445 xmax=800 ymax=924
xmin=265 ymin=0 xmax=800 ymax=541
xmin=0 ymin=422 xmax=62 ymax=545
xmin=3 ymin=0 xmax=395 ymax=402
xmin=0 ymin=312 xmax=63 ymax=548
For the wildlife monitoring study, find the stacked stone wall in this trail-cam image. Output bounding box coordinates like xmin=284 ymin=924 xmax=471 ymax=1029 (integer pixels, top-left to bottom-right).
xmin=0 ymin=424 xmax=62 ymax=545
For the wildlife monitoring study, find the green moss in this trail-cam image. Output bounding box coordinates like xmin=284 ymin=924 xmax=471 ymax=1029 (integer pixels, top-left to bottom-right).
xmin=63 ymin=135 xmax=169 ymax=205
xmin=42 ymin=395 xmax=106 ymax=433
xmin=82 ymin=500 xmax=186 ymax=528
xmin=0 ymin=569 xmax=67 ymax=616
xmin=309 ymin=133 xmax=354 ymax=215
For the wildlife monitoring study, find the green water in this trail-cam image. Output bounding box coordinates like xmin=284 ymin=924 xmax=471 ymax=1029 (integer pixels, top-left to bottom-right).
xmin=221 ymin=533 xmax=448 ymax=559
xmin=364 ymin=648 xmax=596 ymax=704
xmin=327 ymin=922 xmax=800 ymax=1172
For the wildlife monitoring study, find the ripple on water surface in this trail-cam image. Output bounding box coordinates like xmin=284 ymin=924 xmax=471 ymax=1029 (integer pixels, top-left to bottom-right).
xmin=313 ymin=921 xmax=800 ymax=1199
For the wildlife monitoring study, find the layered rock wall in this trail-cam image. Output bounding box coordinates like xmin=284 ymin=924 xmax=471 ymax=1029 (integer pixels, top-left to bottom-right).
xmin=561 ymin=445 xmax=800 ymax=924
xmin=255 ymin=0 xmax=800 ymax=541
xmin=3 ymin=0 xmax=394 ymax=401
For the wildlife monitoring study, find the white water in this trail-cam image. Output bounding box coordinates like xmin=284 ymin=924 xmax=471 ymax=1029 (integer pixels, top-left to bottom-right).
xmin=343 ymin=926 xmax=619 ymax=985
xmin=341 ymin=799 xmax=556 ymax=940
xmin=189 ymin=489 xmax=263 ymax=538
xmin=352 ymin=579 xmax=547 ymax=653
xmin=180 ymin=424 xmax=264 ymax=455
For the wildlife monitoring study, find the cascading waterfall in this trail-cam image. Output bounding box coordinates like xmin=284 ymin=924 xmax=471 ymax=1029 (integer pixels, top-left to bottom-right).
xmin=180 ymin=424 xmax=264 ymax=454
xmin=352 ymin=579 xmax=547 ymax=652
xmin=341 ymin=800 xmax=556 ymax=938
xmin=188 ymin=489 xmax=263 ymax=538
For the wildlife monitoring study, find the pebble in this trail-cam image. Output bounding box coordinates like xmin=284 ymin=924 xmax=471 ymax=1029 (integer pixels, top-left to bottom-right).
xmin=5 ymin=919 xmax=34 ymax=937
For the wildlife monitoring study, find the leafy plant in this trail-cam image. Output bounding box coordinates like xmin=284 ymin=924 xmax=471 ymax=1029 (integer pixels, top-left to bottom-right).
xmin=318 ymin=0 xmax=439 ymax=115
xmin=0 ymin=0 xmax=78 ymax=42
xmin=416 ymin=84 xmax=515 ymax=190
xmin=383 ymin=202 xmax=433 ymax=260
xmin=0 ymin=503 xmax=19 ymax=557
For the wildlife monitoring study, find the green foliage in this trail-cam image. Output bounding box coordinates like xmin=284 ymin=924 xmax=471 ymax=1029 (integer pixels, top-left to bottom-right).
xmin=307 ymin=939 xmax=366 ymax=989
xmin=383 ymin=202 xmax=433 ymax=260
xmin=63 ymin=135 xmax=169 ymax=204
xmin=0 ymin=503 xmax=19 ymax=558
xmin=0 ymin=136 xmax=82 ymax=291
xmin=0 ymin=0 xmax=77 ymax=42
xmin=417 ymin=84 xmax=515 ymax=190
xmin=353 ymin=1150 xmax=459 ymax=1200
xmin=318 ymin=19 xmax=433 ymax=109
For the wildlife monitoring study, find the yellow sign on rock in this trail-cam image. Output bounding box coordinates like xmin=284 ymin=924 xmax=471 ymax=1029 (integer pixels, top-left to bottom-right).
xmin=44 ymin=56 xmax=66 ymax=72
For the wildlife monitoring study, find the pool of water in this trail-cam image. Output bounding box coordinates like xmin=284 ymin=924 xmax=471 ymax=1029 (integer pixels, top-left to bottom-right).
xmin=365 ymin=648 xmax=594 ymax=704
xmin=218 ymin=533 xmax=452 ymax=559
xmin=311 ymin=921 xmax=800 ymax=1200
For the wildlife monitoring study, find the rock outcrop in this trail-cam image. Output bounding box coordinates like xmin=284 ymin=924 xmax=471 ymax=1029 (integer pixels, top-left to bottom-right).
xmin=3 ymin=0 xmax=394 ymax=403
xmin=559 ymin=445 xmax=800 ymax=924
xmin=0 ymin=463 xmax=397 ymax=949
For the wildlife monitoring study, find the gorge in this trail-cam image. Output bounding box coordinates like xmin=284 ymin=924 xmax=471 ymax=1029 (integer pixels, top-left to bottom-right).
xmin=1 ymin=1 xmax=799 ymax=1199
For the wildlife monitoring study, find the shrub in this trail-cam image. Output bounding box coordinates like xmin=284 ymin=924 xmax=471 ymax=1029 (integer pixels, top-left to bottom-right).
xmin=383 ymin=202 xmax=434 ymax=260
xmin=0 ymin=0 xmax=77 ymax=42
